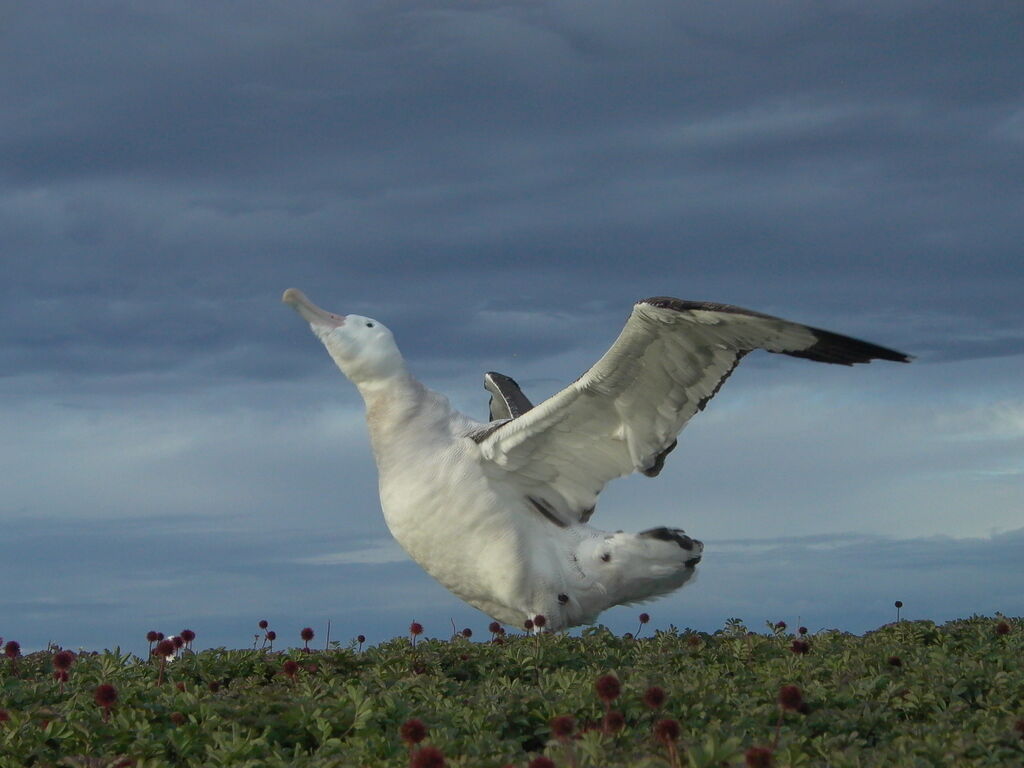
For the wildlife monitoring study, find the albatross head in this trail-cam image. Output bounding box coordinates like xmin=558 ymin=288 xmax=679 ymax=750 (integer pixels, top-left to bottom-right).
xmin=282 ymin=288 xmax=405 ymax=386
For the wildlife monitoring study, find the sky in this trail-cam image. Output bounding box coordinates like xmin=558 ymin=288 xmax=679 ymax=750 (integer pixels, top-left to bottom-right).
xmin=2 ymin=1 xmax=1023 ymax=655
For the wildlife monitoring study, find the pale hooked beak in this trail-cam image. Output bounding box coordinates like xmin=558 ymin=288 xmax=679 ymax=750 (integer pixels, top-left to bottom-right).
xmin=282 ymin=288 xmax=346 ymax=329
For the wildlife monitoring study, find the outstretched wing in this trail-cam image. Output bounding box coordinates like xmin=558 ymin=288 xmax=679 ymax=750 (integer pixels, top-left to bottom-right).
xmin=476 ymin=297 xmax=910 ymax=526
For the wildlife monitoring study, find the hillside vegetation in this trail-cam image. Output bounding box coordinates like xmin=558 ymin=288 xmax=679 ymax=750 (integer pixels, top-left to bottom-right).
xmin=1 ymin=616 xmax=1022 ymax=767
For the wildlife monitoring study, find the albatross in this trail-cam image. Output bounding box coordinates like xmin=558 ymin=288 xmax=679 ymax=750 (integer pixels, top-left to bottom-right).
xmin=283 ymin=290 xmax=910 ymax=630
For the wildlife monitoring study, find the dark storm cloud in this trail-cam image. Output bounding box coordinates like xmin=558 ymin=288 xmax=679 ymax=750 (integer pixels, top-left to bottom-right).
xmin=6 ymin=2 xmax=1022 ymax=182
xmin=3 ymin=1 xmax=1022 ymax=389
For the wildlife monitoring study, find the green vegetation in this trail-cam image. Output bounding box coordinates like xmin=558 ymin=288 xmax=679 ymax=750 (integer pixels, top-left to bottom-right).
xmin=1 ymin=616 xmax=1022 ymax=767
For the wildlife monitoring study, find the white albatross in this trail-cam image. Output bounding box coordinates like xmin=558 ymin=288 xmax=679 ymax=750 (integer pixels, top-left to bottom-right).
xmin=283 ymin=290 xmax=910 ymax=630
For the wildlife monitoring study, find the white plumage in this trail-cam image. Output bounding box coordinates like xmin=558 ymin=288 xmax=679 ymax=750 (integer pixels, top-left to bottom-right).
xmin=283 ymin=289 xmax=909 ymax=630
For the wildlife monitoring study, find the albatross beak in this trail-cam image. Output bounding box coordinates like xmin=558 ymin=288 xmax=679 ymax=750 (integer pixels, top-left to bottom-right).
xmin=282 ymin=288 xmax=346 ymax=329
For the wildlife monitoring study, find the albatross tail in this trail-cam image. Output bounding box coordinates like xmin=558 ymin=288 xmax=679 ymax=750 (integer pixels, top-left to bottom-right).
xmin=578 ymin=527 xmax=704 ymax=611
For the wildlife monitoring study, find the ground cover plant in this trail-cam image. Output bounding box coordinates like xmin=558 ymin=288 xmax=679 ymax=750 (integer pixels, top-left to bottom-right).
xmin=1 ymin=615 xmax=1022 ymax=767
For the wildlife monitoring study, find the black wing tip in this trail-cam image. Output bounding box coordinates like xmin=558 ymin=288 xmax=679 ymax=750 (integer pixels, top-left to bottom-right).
xmin=484 ymin=371 xmax=535 ymax=420
xmin=639 ymin=296 xmax=912 ymax=365
xmin=792 ymin=328 xmax=913 ymax=366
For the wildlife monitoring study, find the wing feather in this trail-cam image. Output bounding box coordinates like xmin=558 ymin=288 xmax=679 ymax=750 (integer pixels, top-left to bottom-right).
xmin=478 ymin=297 xmax=910 ymax=524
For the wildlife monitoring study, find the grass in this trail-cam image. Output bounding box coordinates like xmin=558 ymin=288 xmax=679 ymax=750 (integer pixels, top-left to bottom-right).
xmin=0 ymin=615 xmax=1022 ymax=767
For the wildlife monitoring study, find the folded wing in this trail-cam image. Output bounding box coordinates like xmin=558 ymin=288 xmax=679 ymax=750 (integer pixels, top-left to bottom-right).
xmin=476 ymin=297 xmax=910 ymax=526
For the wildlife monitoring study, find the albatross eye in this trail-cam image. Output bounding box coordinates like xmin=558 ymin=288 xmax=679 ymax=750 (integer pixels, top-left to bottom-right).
xmin=365 ymin=322 xmax=374 ymax=328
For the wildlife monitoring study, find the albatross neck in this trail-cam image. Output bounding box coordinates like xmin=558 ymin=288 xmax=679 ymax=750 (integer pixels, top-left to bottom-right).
xmin=356 ymin=370 xmax=430 ymax=452
xmin=354 ymin=367 xmax=420 ymax=405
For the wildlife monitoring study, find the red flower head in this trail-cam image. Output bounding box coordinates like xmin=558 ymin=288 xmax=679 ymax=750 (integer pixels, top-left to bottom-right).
xmin=52 ymin=650 xmax=75 ymax=671
xmin=653 ymin=718 xmax=680 ymax=743
xmin=778 ymin=685 xmax=804 ymax=712
xmin=527 ymin=758 xmax=555 ymax=768
xmin=259 ymin=620 xmax=269 ymax=629
xmin=400 ymin=717 xmax=428 ymax=745
xmin=790 ymin=640 xmax=810 ymax=655
xmin=410 ymin=622 xmax=424 ymax=637
xmin=172 ymin=636 xmax=184 ymax=649
xmin=523 ymin=619 xmax=534 ymax=631
xmin=282 ymin=660 xmax=299 ymax=678
xmin=1014 ymin=718 xmax=1024 ymax=739
xmin=170 ymin=712 xmax=187 ymax=726
xmin=745 ymin=746 xmax=774 ymax=768
xmin=94 ymin=684 xmax=118 ymax=708
xmin=300 ymin=627 xmax=315 ymax=642
xmin=461 ymin=628 xmax=472 ymax=638
xmin=146 ymin=631 xmax=160 ymax=643
xmin=180 ymin=629 xmax=196 ymax=643
xmin=798 ymin=626 xmax=808 ymax=636
xmin=155 ymin=639 xmax=176 ymax=657
xmin=488 ymin=621 xmax=502 ymax=634
xmin=639 ymin=612 xmax=650 ymax=624
xmin=0 ymin=709 xmax=9 ymax=722
xmin=411 ymin=745 xmax=446 ymax=768
xmin=643 ymin=686 xmax=666 ymax=709
xmin=550 ymin=715 xmax=575 ymax=739
xmin=995 ymin=620 xmax=1011 ymax=636
xmin=894 ymin=600 xmax=903 ymax=608
xmin=595 ymin=674 xmax=621 ymax=703
xmin=4 ymin=641 xmax=20 ymax=660
xmin=775 ymin=621 xmax=787 ymax=631
xmin=603 ymin=710 xmax=625 ymax=733
xmin=532 ymin=614 xmax=547 ymax=629
xmin=357 ymin=634 xmax=366 ymax=644
xmin=266 ymin=631 xmax=277 ymax=641
xmin=888 ymin=655 xmax=903 ymax=667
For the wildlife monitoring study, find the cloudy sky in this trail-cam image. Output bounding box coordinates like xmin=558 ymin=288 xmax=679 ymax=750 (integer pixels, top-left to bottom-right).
xmin=3 ymin=1 xmax=1022 ymax=654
